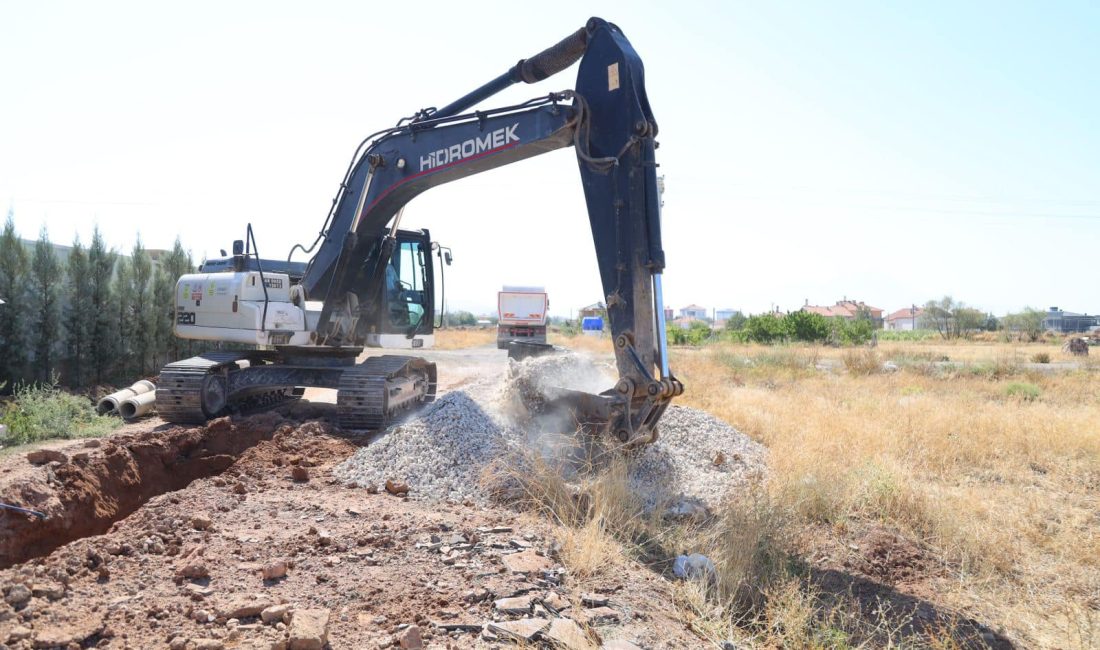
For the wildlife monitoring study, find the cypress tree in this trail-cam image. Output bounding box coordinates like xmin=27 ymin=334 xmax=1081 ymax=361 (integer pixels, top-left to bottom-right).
xmin=28 ymin=226 xmax=63 ymax=383
xmin=151 ymin=263 xmax=174 ymax=370
xmin=0 ymin=210 xmax=29 ymax=387
xmin=87 ymin=227 xmax=116 ymax=384
xmin=112 ymin=255 xmax=134 ymax=379
xmin=129 ymin=238 xmax=153 ymax=375
xmin=162 ymin=238 xmax=194 ymax=361
xmin=63 ymin=236 xmax=92 ymax=386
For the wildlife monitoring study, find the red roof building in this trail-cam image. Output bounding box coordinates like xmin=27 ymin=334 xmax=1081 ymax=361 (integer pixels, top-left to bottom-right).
xmin=885 ymin=306 xmax=924 ymax=331
xmin=802 ymin=299 xmax=884 ymax=327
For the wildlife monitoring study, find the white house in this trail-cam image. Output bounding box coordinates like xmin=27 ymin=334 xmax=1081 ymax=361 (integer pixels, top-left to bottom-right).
xmin=679 ymin=304 xmax=708 ymax=320
xmin=885 ymin=306 xmax=923 ymax=331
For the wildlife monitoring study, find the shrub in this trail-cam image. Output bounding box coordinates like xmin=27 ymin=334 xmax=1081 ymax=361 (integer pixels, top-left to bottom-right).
xmin=1004 ymin=382 xmax=1041 ymax=401
xmin=745 ymin=314 xmax=790 ymax=344
xmin=0 ymin=382 xmax=119 ymax=446
xmin=667 ymin=321 xmax=713 ymax=346
xmin=832 ymin=317 xmax=874 ymax=346
xmin=784 ymin=311 xmax=830 ymax=343
xmin=1030 ymin=352 xmax=1051 ymax=364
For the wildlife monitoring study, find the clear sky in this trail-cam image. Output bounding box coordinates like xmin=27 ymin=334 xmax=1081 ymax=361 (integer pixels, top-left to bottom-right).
xmin=2 ymin=1 xmax=1098 ymax=318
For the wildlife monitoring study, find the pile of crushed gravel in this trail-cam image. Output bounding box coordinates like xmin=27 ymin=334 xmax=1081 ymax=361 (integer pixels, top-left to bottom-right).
xmin=627 ymin=405 xmax=767 ymax=512
xmin=334 ymin=353 xmax=768 ymax=510
xmin=333 ymin=386 xmax=513 ymax=501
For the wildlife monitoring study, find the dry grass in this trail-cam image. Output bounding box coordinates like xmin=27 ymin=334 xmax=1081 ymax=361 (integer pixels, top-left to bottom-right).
xmin=432 ymin=327 xmax=496 ymax=349
xmin=672 ymin=341 xmax=1100 ymax=648
xmin=552 ymin=331 xmax=613 ymax=354
xmin=470 ymin=330 xmax=1097 ymax=646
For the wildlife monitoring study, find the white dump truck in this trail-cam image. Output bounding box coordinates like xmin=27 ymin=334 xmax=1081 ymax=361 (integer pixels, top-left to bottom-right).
xmin=497 ymin=285 xmax=549 ymax=349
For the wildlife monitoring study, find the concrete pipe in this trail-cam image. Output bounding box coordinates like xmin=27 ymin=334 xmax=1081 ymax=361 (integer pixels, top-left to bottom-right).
xmin=97 ymin=380 xmax=157 ymax=415
xmin=119 ymin=391 xmax=157 ymax=421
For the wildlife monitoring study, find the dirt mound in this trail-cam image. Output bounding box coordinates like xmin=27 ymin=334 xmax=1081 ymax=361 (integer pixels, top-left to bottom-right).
xmin=845 ymin=526 xmax=934 ymax=585
xmin=0 ymin=412 xmax=287 ymax=568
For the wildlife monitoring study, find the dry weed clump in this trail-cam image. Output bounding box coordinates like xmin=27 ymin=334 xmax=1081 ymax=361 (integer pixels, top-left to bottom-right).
xmin=481 ymin=446 xmax=649 ymax=579
xmin=843 ymin=348 xmax=882 ymax=375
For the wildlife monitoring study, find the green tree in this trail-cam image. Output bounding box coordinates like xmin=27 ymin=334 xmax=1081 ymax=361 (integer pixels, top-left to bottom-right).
xmin=832 ymin=316 xmax=874 ymax=345
xmin=785 ymin=310 xmax=830 ymax=342
xmin=128 ymin=238 xmax=154 ymax=375
xmin=160 ymin=238 xmax=194 ymax=361
xmin=444 ymin=310 xmax=478 ymax=327
xmin=112 ymin=255 xmax=134 ymax=377
xmin=63 ymin=236 xmax=92 ymax=386
xmin=920 ymin=296 xmax=985 ymax=340
xmin=28 ymin=226 xmax=63 ymax=382
xmin=151 ymin=264 xmax=174 ymax=369
xmin=723 ymin=311 xmax=747 ymax=331
xmin=0 ymin=210 xmax=29 ymax=386
xmin=955 ymin=307 xmax=986 ymax=337
xmin=1002 ymin=307 xmax=1044 ymax=341
xmin=87 ymin=227 xmax=117 ymax=383
xmin=744 ymin=313 xmax=789 ymax=344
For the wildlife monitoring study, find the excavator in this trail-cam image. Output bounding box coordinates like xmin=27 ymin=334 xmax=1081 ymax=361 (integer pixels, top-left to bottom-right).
xmin=158 ymin=17 xmax=682 ymax=447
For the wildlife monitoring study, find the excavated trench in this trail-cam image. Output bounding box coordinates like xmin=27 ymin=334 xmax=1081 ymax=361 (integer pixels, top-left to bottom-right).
xmin=0 ymin=412 xmax=287 ymax=569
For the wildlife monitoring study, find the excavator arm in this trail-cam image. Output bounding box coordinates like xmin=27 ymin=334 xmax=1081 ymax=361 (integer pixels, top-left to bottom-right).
xmin=302 ymin=17 xmax=682 ymax=445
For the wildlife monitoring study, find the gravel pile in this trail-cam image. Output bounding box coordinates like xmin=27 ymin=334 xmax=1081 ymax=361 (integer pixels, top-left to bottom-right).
xmin=627 ymin=405 xmax=767 ymax=513
xmin=334 ymin=353 xmax=768 ymax=510
xmin=333 ymin=386 xmax=514 ymax=502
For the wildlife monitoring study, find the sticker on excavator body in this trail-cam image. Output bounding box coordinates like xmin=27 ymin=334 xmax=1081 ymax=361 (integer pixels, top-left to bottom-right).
xmin=608 ymin=62 xmax=620 ymax=91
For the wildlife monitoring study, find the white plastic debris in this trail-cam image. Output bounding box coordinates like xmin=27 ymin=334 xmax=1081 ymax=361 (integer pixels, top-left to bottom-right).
xmin=672 ymin=553 xmax=716 ymax=580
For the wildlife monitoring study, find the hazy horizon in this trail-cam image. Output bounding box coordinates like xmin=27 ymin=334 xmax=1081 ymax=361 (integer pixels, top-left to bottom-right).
xmin=3 ymin=1 xmax=1097 ymax=319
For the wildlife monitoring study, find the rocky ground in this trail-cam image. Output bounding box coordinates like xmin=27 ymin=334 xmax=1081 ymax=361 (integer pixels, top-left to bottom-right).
xmin=0 ymin=350 xmax=761 ymax=650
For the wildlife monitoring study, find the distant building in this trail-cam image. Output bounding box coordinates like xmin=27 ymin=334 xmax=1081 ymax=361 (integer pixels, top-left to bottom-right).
xmin=885 ymin=306 xmax=924 ymax=331
xmin=803 ymin=298 xmax=884 ymax=329
xmin=679 ymin=304 xmax=708 ymax=320
xmin=578 ymin=302 xmax=606 ymax=319
xmin=1043 ymin=307 xmax=1099 ymax=333
xmin=670 ymin=316 xmax=699 ymax=330
xmin=663 ymin=307 xmax=674 ymax=321
xmin=715 ymin=308 xmax=739 ymax=321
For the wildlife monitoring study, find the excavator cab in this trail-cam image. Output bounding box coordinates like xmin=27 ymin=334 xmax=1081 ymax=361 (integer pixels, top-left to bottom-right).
xmin=364 ymin=228 xmax=436 ymax=349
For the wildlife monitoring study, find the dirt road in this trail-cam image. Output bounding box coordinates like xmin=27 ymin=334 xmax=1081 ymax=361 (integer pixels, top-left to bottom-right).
xmin=0 ymin=346 xmax=695 ymax=650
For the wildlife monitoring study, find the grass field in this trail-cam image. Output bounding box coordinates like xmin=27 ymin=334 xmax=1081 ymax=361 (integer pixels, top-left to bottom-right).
xmin=670 ymin=342 xmax=1098 ymax=648
xmin=435 ymin=329 xmax=1098 ymax=647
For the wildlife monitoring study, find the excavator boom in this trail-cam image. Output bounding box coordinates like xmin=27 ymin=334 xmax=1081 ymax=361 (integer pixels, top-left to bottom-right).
xmin=303 ymin=17 xmax=681 ymax=445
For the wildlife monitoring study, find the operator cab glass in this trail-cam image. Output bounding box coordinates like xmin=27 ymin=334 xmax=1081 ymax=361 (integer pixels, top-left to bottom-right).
xmin=377 ymin=229 xmax=434 ymax=336
xmin=389 ymin=240 xmax=428 ymax=328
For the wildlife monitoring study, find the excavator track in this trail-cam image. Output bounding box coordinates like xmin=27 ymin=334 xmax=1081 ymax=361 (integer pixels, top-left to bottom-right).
xmin=158 ymin=352 xmax=299 ymax=424
xmin=158 ymin=352 xmax=245 ymax=424
xmin=337 ymin=355 xmax=437 ymax=430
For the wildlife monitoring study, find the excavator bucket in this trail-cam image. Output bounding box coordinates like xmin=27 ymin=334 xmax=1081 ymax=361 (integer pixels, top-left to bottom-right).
xmin=521 ymin=384 xmax=615 ymax=437
xmin=506 ymin=341 xmax=559 ymax=361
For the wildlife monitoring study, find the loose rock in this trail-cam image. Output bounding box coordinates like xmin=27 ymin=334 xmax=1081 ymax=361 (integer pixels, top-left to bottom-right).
xmin=4 ymin=584 xmax=31 ymax=606
xmin=397 ymin=624 xmax=423 ymax=649
xmin=288 ymin=608 xmax=330 ymax=650
xmin=261 ymin=604 xmax=292 ymax=625
xmin=27 ymin=449 xmax=67 ymax=465
xmin=261 ymin=561 xmax=288 ymax=581
xmin=545 ymin=618 xmax=597 ymax=650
